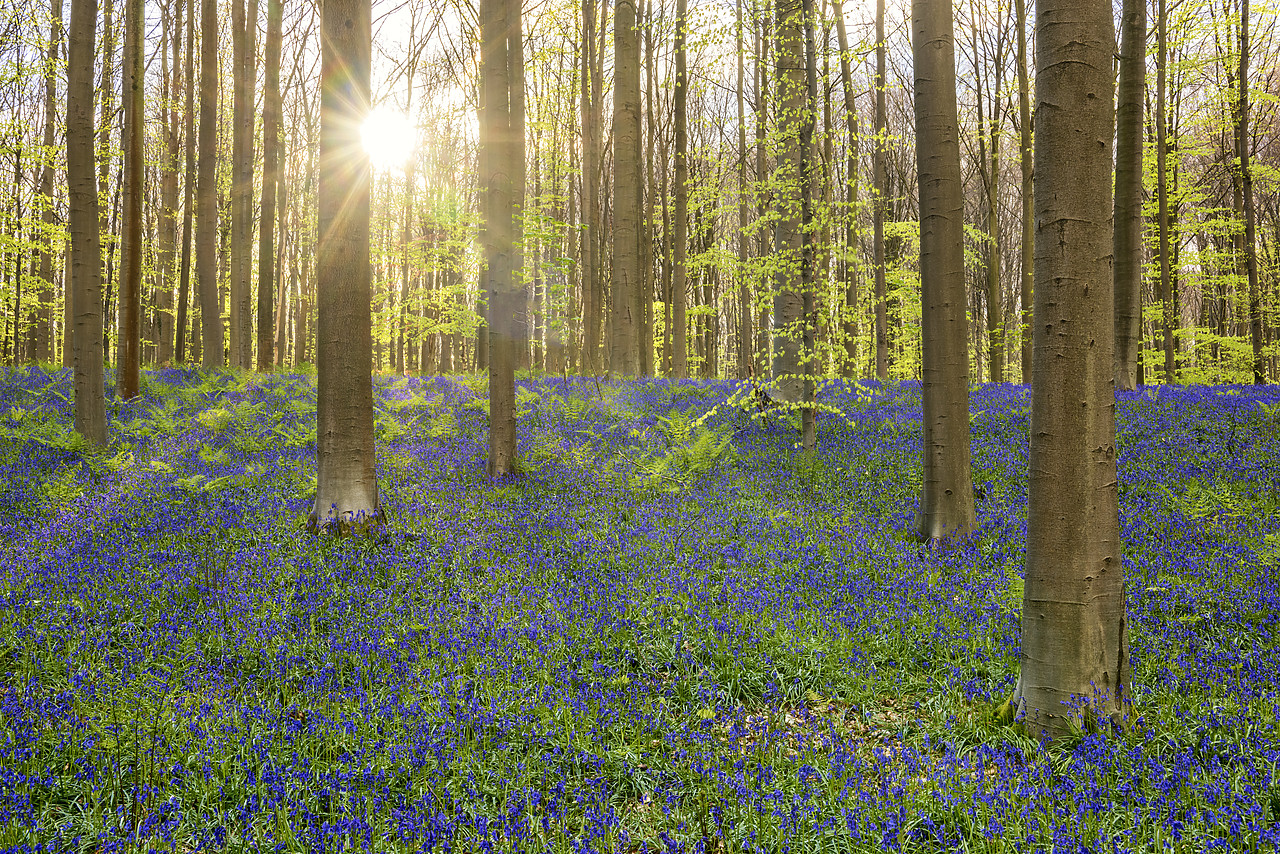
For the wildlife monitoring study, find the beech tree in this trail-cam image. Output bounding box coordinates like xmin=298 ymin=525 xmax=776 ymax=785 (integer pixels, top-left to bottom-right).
xmin=1113 ymin=0 xmax=1144 ymax=391
xmin=611 ymin=0 xmax=641 ymax=377
xmin=310 ymin=0 xmax=379 ymax=530
xmin=1010 ymin=0 xmax=1129 ymax=739
xmin=196 ymin=0 xmax=221 ymax=366
xmin=117 ymin=0 xmax=144 ymax=399
xmin=913 ymin=0 xmax=975 ymax=539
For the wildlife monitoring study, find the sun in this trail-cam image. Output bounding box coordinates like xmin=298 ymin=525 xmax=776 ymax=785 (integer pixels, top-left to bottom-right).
xmin=362 ymin=105 xmax=416 ymax=171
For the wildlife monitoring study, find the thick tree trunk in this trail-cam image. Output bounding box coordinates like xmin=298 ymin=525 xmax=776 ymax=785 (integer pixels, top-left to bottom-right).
xmin=258 ymin=0 xmax=282 ymax=371
xmin=873 ymin=0 xmax=888 ymax=380
xmin=1113 ymin=0 xmax=1144 ymax=390
xmin=117 ymin=0 xmax=144 ymax=398
xmin=197 ymin=0 xmax=222 ymax=366
xmin=672 ymin=0 xmax=690 ymax=379
xmin=1012 ymin=0 xmax=1128 ymax=740
xmin=68 ymin=0 xmax=107 ymax=445
xmin=612 ymin=0 xmax=641 ymax=376
xmin=772 ymin=0 xmax=804 ymax=403
xmin=482 ymin=0 xmax=520 ymax=476
xmin=913 ymin=0 xmax=975 ymax=540
xmin=311 ymin=0 xmax=379 ymax=531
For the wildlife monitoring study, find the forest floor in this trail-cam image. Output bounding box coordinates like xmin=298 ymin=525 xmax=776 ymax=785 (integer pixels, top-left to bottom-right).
xmin=0 ymin=367 xmax=1278 ymax=852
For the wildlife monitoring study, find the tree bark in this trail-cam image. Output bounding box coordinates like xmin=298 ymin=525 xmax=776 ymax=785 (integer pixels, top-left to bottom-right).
xmin=258 ymin=0 xmax=282 ymax=371
xmin=197 ymin=0 xmax=222 ymax=366
xmin=68 ymin=0 xmax=107 ymax=445
xmin=772 ymin=0 xmax=804 ymax=403
xmin=1011 ymin=0 xmax=1128 ymax=740
xmin=177 ymin=0 xmax=196 ymax=362
xmin=1239 ymin=0 xmax=1265 ymax=383
xmin=1112 ymin=0 xmax=1144 ymax=390
xmin=672 ymin=0 xmax=690 ymax=379
xmin=1015 ymin=0 xmax=1032 ymax=383
xmin=913 ymin=0 xmax=975 ymax=540
xmin=1156 ymin=0 xmax=1174 ymax=382
xmin=612 ymin=0 xmax=642 ymax=376
xmin=873 ymin=0 xmax=888 ymax=380
xmin=833 ymin=0 xmax=859 ymax=378
xmin=33 ymin=0 xmax=62 ymax=364
xmin=117 ymin=0 xmax=144 ymax=398
xmin=311 ymin=0 xmax=379 ymax=531
xmin=736 ymin=0 xmax=753 ymax=379
xmin=156 ymin=0 xmax=181 ymax=366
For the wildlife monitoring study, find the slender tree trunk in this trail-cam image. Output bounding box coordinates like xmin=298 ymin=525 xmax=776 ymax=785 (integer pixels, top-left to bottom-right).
xmin=156 ymin=0 xmax=181 ymax=366
xmin=258 ymin=0 xmax=282 ymax=371
xmin=197 ymin=0 xmax=222 ymax=366
xmin=672 ymin=0 xmax=689 ymax=378
xmin=736 ymin=0 xmax=752 ymax=379
xmin=312 ymin=0 xmax=379 ymax=530
xmin=641 ymin=0 xmax=656 ymax=376
xmin=772 ymin=0 xmax=804 ymax=403
xmin=755 ymin=1 xmax=771 ymax=374
xmin=873 ymin=0 xmax=888 ymax=379
xmin=33 ymin=0 xmax=62 ymax=364
xmin=834 ymin=0 xmax=859 ymax=378
xmin=1156 ymin=0 xmax=1174 ymax=382
xmin=1239 ymin=0 xmax=1265 ymax=383
xmin=913 ymin=0 xmax=975 ymax=540
xmin=1113 ymin=0 xmax=1144 ymax=389
xmin=117 ymin=0 xmax=144 ymax=398
xmin=798 ymin=0 xmax=817 ymax=449
xmin=68 ymin=0 xmax=107 ymax=444
xmin=612 ymin=0 xmax=641 ymax=376
xmin=1010 ymin=0 xmax=1128 ymax=740
xmin=177 ymin=0 xmax=196 ymax=362
xmin=509 ymin=7 xmax=528 ymax=372
xmin=1015 ymin=0 xmax=1032 ymax=382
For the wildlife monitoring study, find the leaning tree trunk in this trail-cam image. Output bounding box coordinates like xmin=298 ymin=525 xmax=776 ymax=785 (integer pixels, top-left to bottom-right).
xmin=67 ymin=0 xmax=107 ymax=445
xmin=117 ymin=0 xmax=144 ymax=399
xmin=1010 ymin=0 xmax=1129 ymax=740
xmin=913 ymin=0 xmax=975 ymax=541
xmin=311 ymin=0 xmax=379 ymax=531
xmin=611 ymin=0 xmax=641 ymax=377
xmin=1240 ymin=0 xmax=1265 ymax=384
xmin=481 ymin=0 xmax=521 ymax=476
xmin=1113 ymin=0 xmax=1145 ymax=391
xmin=258 ymin=0 xmax=282 ymax=371
xmin=197 ymin=0 xmax=222 ymax=366
xmin=772 ymin=0 xmax=804 ymax=404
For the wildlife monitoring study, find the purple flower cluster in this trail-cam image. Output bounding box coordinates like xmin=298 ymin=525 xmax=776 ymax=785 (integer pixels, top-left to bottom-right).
xmin=0 ymin=368 xmax=1277 ymax=852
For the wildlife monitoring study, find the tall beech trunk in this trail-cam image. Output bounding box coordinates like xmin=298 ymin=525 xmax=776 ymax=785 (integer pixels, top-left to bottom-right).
xmin=612 ymin=0 xmax=641 ymax=376
xmin=197 ymin=0 xmax=222 ymax=366
xmin=1113 ymin=0 xmax=1144 ymax=390
xmin=798 ymin=0 xmax=817 ymax=449
xmin=580 ymin=0 xmax=602 ymax=373
xmin=641 ymin=0 xmax=656 ymax=376
xmin=156 ymin=0 xmax=181 ymax=366
xmin=1010 ymin=0 xmax=1128 ymax=740
xmin=735 ymin=0 xmax=752 ymax=379
xmin=772 ymin=0 xmax=804 ymax=403
xmin=117 ymin=0 xmax=144 ymax=398
xmin=834 ymin=0 xmax=859 ymax=377
xmin=1015 ymin=0 xmax=1032 ymax=382
xmin=481 ymin=0 xmax=521 ymax=476
xmin=177 ymin=0 xmax=196 ymax=362
xmin=1156 ymin=0 xmax=1174 ymax=382
xmin=68 ymin=0 xmax=107 ymax=445
xmin=33 ymin=0 xmax=62 ymax=364
xmin=873 ymin=0 xmax=888 ymax=379
xmin=1239 ymin=0 xmax=1265 ymax=383
xmin=672 ymin=0 xmax=689 ymax=378
xmin=913 ymin=0 xmax=975 ymax=540
xmin=509 ymin=10 xmax=528 ymax=371
xmin=311 ymin=0 xmax=379 ymax=530
xmin=258 ymin=0 xmax=282 ymax=371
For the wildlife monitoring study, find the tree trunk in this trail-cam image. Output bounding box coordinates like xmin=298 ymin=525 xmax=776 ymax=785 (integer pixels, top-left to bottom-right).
xmin=1156 ymin=0 xmax=1174 ymax=382
xmin=1239 ymin=0 xmax=1265 ymax=383
xmin=311 ymin=0 xmax=379 ymax=531
xmin=1015 ymin=0 xmax=1032 ymax=383
xmin=735 ymin=0 xmax=752 ymax=379
xmin=772 ymin=0 xmax=804 ymax=403
xmin=197 ymin=0 xmax=222 ymax=366
xmin=258 ymin=0 xmax=282 ymax=371
xmin=156 ymin=0 xmax=181 ymax=366
xmin=580 ymin=0 xmax=601 ymax=374
xmin=33 ymin=0 xmax=62 ymax=364
xmin=612 ymin=0 xmax=641 ymax=376
xmin=509 ymin=8 xmax=528 ymax=372
xmin=117 ymin=0 xmax=144 ymax=398
xmin=68 ymin=0 xmax=107 ymax=445
xmin=640 ymin=0 xmax=656 ymax=376
xmin=834 ymin=0 xmax=859 ymax=378
xmin=1112 ymin=0 xmax=1144 ymax=390
xmin=873 ymin=0 xmax=888 ymax=380
xmin=798 ymin=0 xmax=817 ymax=449
xmin=1011 ymin=0 xmax=1128 ymax=740
xmin=482 ymin=0 xmax=520 ymax=475
xmin=913 ymin=0 xmax=975 ymax=540
xmin=672 ymin=0 xmax=689 ymax=379
xmin=177 ymin=0 xmax=196 ymax=362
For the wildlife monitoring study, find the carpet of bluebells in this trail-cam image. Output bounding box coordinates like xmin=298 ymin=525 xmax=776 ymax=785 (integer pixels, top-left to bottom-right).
xmin=1 ymin=366 xmax=1279 ymax=853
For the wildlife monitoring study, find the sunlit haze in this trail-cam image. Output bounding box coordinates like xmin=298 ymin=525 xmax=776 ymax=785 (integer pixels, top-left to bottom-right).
xmin=361 ymin=105 xmax=416 ymax=171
